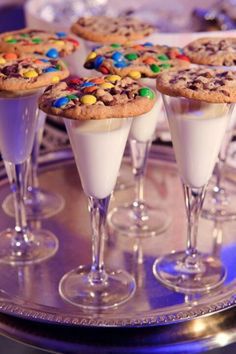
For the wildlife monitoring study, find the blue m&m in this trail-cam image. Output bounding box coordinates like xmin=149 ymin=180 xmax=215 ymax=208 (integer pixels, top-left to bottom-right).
xmin=114 ymin=61 xmax=128 ymax=68
xmin=94 ymin=55 xmax=104 ymax=69
xmin=43 ymin=67 xmax=58 ymax=73
xmin=53 ymin=96 xmax=69 ymax=108
xmin=46 ymin=48 xmax=59 ymax=59
xmin=111 ymin=51 xmax=123 ymax=62
xmin=56 ymin=32 xmax=67 ymax=38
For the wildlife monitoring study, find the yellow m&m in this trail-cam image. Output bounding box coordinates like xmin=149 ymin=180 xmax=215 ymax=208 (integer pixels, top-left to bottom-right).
xmin=0 ymin=57 xmax=6 ymax=65
xmin=100 ymin=82 xmax=114 ymax=89
xmin=86 ymin=52 xmax=97 ymax=61
xmin=51 ymin=76 xmax=60 ymax=84
xmin=80 ymin=95 xmax=97 ymax=105
xmin=129 ymin=71 xmax=141 ymax=80
xmin=106 ymin=75 xmax=121 ymax=83
xmin=53 ymin=40 xmax=65 ymax=46
xmin=24 ymin=70 xmax=38 ymax=78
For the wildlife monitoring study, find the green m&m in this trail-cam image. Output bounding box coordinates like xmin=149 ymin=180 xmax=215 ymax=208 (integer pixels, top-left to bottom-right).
xmin=139 ymin=87 xmax=155 ymax=99
xmin=111 ymin=43 xmax=120 ymax=48
xmin=150 ymin=64 xmax=160 ymax=73
xmin=158 ymin=54 xmax=169 ymax=61
xmin=32 ymin=38 xmax=42 ymax=44
xmin=125 ymin=53 xmax=138 ymax=61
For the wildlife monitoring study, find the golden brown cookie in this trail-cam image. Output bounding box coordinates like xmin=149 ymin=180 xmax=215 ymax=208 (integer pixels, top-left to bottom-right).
xmin=39 ymin=75 xmax=156 ymax=120
xmin=71 ymin=16 xmax=154 ymax=44
xmin=0 ymin=52 xmax=69 ymax=91
xmin=156 ymin=67 xmax=236 ymax=103
xmin=84 ymin=42 xmax=190 ymax=78
xmin=184 ymin=37 xmax=236 ymax=66
xmin=0 ymin=28 xmax=79 ymax=58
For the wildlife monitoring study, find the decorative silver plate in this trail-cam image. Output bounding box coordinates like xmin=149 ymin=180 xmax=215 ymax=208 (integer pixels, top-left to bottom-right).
xmin=0 ymin=146 xmax=235 ymax=328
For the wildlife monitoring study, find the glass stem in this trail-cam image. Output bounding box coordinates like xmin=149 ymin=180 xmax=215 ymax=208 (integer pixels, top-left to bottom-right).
xmin=28 ymin=131 xmax=41 ymax=190
xmin=183 ymin=184 xmax=206 ymax=273
xmin=88 ymin=195 xmax=110 ymax=284
xmin=129 ymin=139 xmax=152 ymax=219
xmin=4 ymin=160 xmax=32 ymax=255
xmin=214 ymin=130 xmax=232 ymax=192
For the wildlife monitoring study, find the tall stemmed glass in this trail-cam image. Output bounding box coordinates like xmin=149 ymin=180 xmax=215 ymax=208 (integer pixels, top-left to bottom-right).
xmin=0 ymin=91 xmax=58 ymax=264
xmin=153 ymin=95 xmax=233 ymax=293
xmin=202 ymin=107 xmax=236 ymax=221
xmin=108 ymin=85 xmax=170 ymax=238
xmin=59 ymin=117 xmax=136 ymax=309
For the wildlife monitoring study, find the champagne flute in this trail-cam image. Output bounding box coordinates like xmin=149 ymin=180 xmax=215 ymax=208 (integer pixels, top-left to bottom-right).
xmin=153 ymin=94 xmax=233 ymax=293
xmin=59 ymin=117 xmax=136 ymax=308
xmin=0 ymin=91 xmax=58 ymax=264
xmin=202 ymin=107 xmax=236 ymax=221
xmin=108 ymin=85 xmax=170 ymax=238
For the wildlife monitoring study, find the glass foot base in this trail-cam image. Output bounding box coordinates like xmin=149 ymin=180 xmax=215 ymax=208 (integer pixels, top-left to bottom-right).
xmin=59 ymin=265 xmax=136 ymax=309
xmin=0 ymin=228 xmax=59 ymax=265
xmin=3 ymin=188 xmax=65 ymax=220
xmin=153 ymin=251 xmax=226 ymax=294
xmin=108 ymin=203 xmax=170 ymax=238
xmin=202 ymin=189 xmax=236 ymax=222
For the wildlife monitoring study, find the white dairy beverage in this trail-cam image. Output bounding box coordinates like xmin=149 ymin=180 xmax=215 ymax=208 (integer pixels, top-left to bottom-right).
xmin=0 ymin=92 xmax=40 ymax=164
xmin=129 ymin=79 xmax=163 ymax=142
xmin=165 ymin=98 xmax=230 ymax=188
xmin=64 ymin=117 xmax=132 ymax=199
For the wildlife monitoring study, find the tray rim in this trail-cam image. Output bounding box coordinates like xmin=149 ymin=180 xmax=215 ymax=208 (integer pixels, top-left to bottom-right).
xmin=0 ymin=145 xmax=235 ymax=328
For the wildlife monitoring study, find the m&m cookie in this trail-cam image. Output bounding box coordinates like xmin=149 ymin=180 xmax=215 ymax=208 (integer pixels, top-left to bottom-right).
xmin=39 ymin=75 xmax=156 ymax=120
xmin=0 ymin=29 xmax=79 ymax=58
xmin=0 ymin=52 xmax=69 ymax=91
xmin=84 ymin=42 xmax=190 ymax=78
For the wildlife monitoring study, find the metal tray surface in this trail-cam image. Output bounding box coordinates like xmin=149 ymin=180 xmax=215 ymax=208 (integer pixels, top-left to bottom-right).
xmin=0 ymin=146 xmax=235 ymax=329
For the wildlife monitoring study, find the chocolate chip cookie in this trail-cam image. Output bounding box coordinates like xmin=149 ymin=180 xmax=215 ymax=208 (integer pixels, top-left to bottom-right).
xmin=71 ymin=16 xmax=154 ymax=44
xmin=184 ymin=37 xmax=236 ymax=66
xmin=0 ymin=29 xmax=79 ymax=58
xmin=156 ymin=67 xmax=236 ymax=103
xmin=39 ymin=75 xmax=156 ymax=120
xmin=84 ymin=42 xmax=190 ymax=78
xmin=0 ymin=52 xmax=69 ymax=91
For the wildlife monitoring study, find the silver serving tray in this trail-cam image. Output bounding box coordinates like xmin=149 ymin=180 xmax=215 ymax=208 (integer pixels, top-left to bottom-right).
xmin=0 ymin=146 xmax=235 ymax=329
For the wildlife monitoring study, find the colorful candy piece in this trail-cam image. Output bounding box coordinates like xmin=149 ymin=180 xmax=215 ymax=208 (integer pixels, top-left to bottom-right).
xmin=46 ymin=48 xmax=59 ymax=59
xmin=86 ymin=52 xmax=97 ymax=61
xmin=81 ymin=81 xmax=95 ymax=88
xmin=100 ymin=65 xmax=110 ymax=74
xmin=100 ymin=82 xmax=114 ymax=89
xmin=3 ymin=53 xmax=18 ymax=60
xmin=158 ymin=54 xmax=169 ymax=61
xmin=125 ymin=53 xmax=138 ymax=61
xmin=23 ymin=70 xmax=38 ymax=78
xmin=67 ymin=94 xmax=78 ymax=100
xmin=0 ymin=57 xmax=6 ymax=65
xmin=80 ymin=95 xmax=97 ymax=105
xmin=111 ymin=43 xmax=121 ymax=48
xmin=91 ymin=77 xmax=105 ymax=84
xmin=56 ymin=32 xmax=67 ymax=38
xmin=53 ymin=96 xmax=69 ymax=108
xmin=114 ymin=61 xmax=128 ymax=68
xmin=107 ymin=75 xmax=121 ymax=82
xmin=94 ymin=55 xmax=104 ymax=69
xmin=160 ymin=63 xmax=171 ymax=69
xmin=150 ymin=64 xmax=160 ymax=73
xmin=143 ymin=42 xmax=154 ymax=47
xmin=32 ymin=38 xmax=42 ymax=44
xmin=83 ymin=86 xmax=97 ymax=93
xmin=111 ymin=51 xmax=123 ymax=61
xmin=51 ymin=76 xmax=60 ymax=84
xmin=128 ymin=71 xmax=141 ymax=79
xmin=43 ymin=67 xmax=58 ymax=73
xmin=53 ymin=40 xmax=65 ymax=46
xmin=139 ymin=87 xmax=155 ymax=99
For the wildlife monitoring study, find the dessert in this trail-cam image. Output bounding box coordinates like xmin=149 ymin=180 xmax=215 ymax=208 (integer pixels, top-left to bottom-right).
xmin=0 ymin=29 xmax=79 ymax=58
xmin=184 ymin=37 xmax=236 ymax=66
xmin=0 ymin=52 xmax=69 ymax=91
xmin=39 ymin=75 xmax=156 ymax=120
xmin=156 ymin=67 xmax=236 ymax=103
xmin=71 ymin=16 xmax=154 ymax=44
xmin=84 ymin=42 xmax=190 ymax=77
